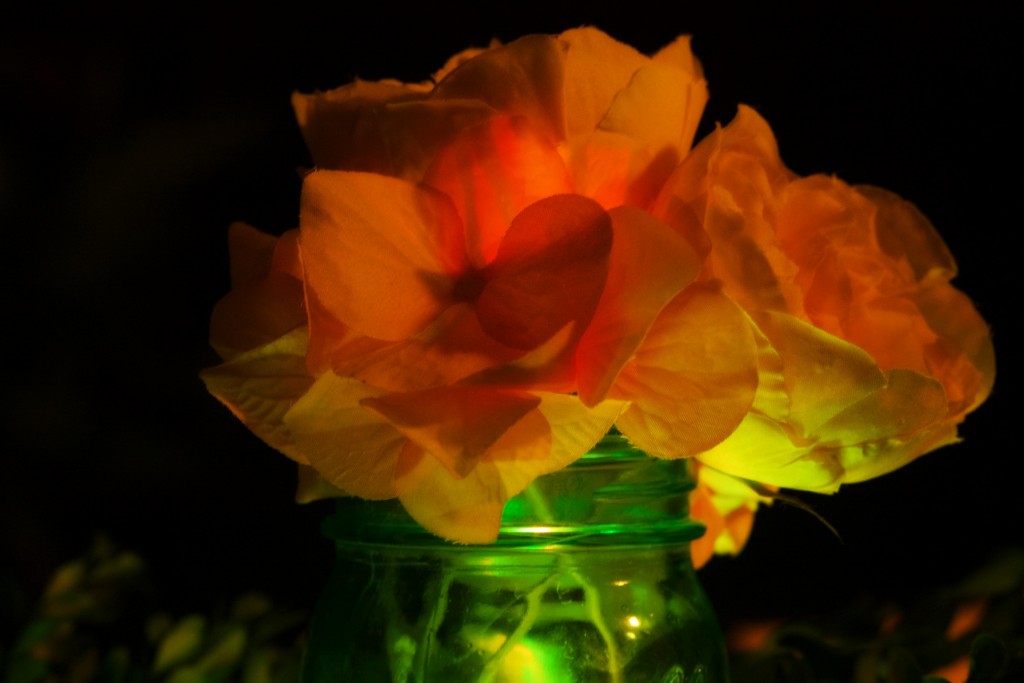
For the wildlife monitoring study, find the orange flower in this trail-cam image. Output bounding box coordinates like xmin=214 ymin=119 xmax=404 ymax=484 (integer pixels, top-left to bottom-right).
xmin=202 ymin=29 xmax=993 ymax=554
xmin=659 ymin=106 xmax=994 ymax=493
xmin=203 ymin=28 xmax=760 ymax=544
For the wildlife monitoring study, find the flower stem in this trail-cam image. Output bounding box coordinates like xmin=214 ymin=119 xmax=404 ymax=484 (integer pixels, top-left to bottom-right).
xmin=571 ymin=564 xmax=622 ymax=683
xmin=412 ymin=570 xmax=453 ymax=683
xmin=519 ymin=481 xmax=625 ymax=682
xmin=477 ymin=572 xmax=558 ymax=683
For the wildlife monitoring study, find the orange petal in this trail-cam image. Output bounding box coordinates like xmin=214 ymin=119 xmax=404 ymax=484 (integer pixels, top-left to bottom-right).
xmin=651 ymin=34 xmax=708 ymax=152
xmin=576 ymin=206 xmax=701 ymax=406
xmin=210 ymin=272 xmax=305 ymax=361
xmin=599 ymin=52 xmax=708 ymax=157
xmin=915 ymin=282 xmax=996 ymax=415
xmin=344 ymin=303 xmax=523 ymax=393
xmin=299 ymin=170 xmax=467 ymax=341
xmin=463 ymin=322 xmax=579 ymax=393
xmin=431 ymin=43 xmax=498 ymax=82
xmin=841 ymin=292 xmax=937 ymax=373
xmin=283 ymin=373 xmax=407 ymax=500
xmin=292 ymin=81 xmax=492 ymax=181
xmin=561 ymin=129 xmax=681 ymax=210
xmin=858 ymin=185 xmax=957 ymax=282
xmin=689 ymin=484 xmax=725 ymax=569
xmin=210 ymin=226 xmax=306 ymax=360
xmin=270 ymin=228 xmax=303 ymax=280
xmin=652 ymin=35 xmax=705 ymax=84
xmin=434 ymin=34 xmax=567 ymax=145
xmin=362 ymin=387 xmax=540 ymax=479
xmin=303 ymin=290 xmax=391 ymax=377
xmin=612 ymin=284 xmax=759 ymax=459
xmin=201 ymin=329 xmax=314 ymax=464
xmin=656 ymin=106 xmax=802 ymax=316
xmin=227 ymin=222 xmax=278 ymax=287
xmin=423 ymin=116 xmax=573 ymax=268
xmin=477 ymin=194 xmax=612 ymax=350
xmin=560 ymin=27 xmax=647 ymax=140
xmin=690 ymin=463 xmax=761 ymax=565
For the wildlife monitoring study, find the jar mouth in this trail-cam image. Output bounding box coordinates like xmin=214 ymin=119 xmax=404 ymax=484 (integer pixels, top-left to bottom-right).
xmin=323 ymin=431 xmax=705 ymax=550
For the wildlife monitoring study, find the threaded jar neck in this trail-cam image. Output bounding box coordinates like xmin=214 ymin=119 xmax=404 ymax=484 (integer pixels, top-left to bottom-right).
xmin=322 ymin=431 xmax=704 ymax=550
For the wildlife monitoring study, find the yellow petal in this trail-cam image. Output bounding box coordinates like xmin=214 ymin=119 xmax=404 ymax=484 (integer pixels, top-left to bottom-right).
xmin=393 ymin=393 xmax=625 ymax=544
xmin=530 ymin=392 xmax=627 ymax=472
xmin=295 ymin=464 xmax=346 ymax=503
xmin=283 ymin=373 xmax=406 ymax=499
xmin=751 ymin=311 xmax=886 ymax=437
xmin=394 ymin=443 xmax=508 ymax=544
xmin=695 ymin=412 xmax=844 ymax=490
xmin=577 ymin=206 xmax=701 ymax=406
xmin=815 ymin=368 xmax=948 ymax=448
xmin=612 ymin=283 xmax=759 ymax=458
xmin=201 ymin=329 xmax=314 ymax=464
xmin=299 ymin=170 xmax=467 ymax=341
xmin=833 ymin=420 xmax=959 ymax=485
xmin=393 ymin=408 xmax=551 ymax=543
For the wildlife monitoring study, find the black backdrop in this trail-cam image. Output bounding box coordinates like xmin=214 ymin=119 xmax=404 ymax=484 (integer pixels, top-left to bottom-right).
xmin=1 ymin=6 xmax=1018 ymax=635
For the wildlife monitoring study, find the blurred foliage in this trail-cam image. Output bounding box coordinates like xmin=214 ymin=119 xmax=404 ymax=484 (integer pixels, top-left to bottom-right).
xmin=3 ymin=539 xmax=1023 ymax=682
xmin=729 ymin=548 xmax=1024 ymax=682
xmin=1 ymin=538 xmax=306 ymax=683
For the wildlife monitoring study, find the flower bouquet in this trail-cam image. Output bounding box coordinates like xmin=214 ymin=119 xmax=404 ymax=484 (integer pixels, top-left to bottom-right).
xmin=202 ymin=28 xmax=993 ymax=682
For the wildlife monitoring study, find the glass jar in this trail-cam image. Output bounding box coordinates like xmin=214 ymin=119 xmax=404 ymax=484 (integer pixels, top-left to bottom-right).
xmin=302 ymin=432 xmax=728 ymax=682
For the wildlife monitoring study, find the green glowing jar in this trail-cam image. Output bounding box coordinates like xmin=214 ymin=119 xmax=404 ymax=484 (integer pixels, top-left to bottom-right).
xmin=302 ymin=433 xmax=728 ymax=682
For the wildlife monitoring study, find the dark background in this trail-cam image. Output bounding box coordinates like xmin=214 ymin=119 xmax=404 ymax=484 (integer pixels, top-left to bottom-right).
xmin=1 ymin=6 xmax=1018 ymax=637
